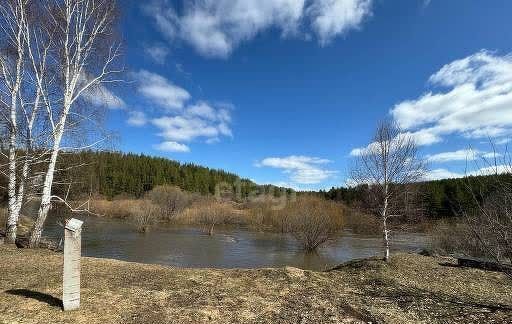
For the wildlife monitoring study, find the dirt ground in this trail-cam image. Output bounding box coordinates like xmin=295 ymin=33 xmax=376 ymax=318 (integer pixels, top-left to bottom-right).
xmin=0 ymin=245 xmax=511 ymax=324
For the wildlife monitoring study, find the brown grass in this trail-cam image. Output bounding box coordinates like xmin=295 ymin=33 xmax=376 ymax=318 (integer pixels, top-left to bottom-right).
xmin=1 ymin=246 xmax=511 ymax=323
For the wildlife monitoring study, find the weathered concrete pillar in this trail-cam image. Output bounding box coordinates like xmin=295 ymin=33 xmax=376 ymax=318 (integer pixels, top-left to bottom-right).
xmin=63 ymin=218 xmax=83 ymax=311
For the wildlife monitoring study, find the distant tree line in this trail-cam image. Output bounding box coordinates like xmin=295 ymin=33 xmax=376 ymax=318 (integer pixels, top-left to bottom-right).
xmin=0 ymin=150 xmax=290 ymax=202
xmin=319 ymin=174 xmax=512 ymax=219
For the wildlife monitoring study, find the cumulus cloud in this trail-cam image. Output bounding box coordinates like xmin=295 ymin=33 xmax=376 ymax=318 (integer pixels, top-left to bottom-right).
xmin=391 ymin=51 xmax=512 ymax=146
xmin=153 ymin=141 xmax=190 ymax=152
xmin=127 ymin=111 xmax=148 ymax=127
xmin=82 ymin=84 xmax=125 ymax=109
xmin=256 ymin=155 xmax=337 ymax=184
xmin=143 ymin=0 xmax=372 ymax=58
xmin=426 ymin=164 xmax=511 ymax=180
xmin=308 ymin=0 xmax=372 ymax=45
xmin=145 ymin=44 xmax=170 ymax=64
xmin=426 ymin=149 xmax=502 ymax=163
xmin=350 ymin=51 xmax=512 ymax=181
xmin=425 ymin=168 xmax=464 ymax=180
xmin=134 ymin=70 xmax=191 ymax=111
xmin=152 ymin=103 xmax=232 ymax=143
xmin=132 ymin=70 xmax=234 ymax=152
xmin=426 ymin=149 xmax=480 ymax=163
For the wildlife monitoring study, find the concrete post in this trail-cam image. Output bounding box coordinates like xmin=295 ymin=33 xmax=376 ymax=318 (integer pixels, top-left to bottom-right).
xmin=63 ymin=218 xmax=83 ymax=311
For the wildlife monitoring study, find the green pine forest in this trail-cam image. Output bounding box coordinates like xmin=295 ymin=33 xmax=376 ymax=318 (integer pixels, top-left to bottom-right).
xmin=320 ymin=174 xmax=512 ymax=219
xmin=45 ymin=151 xmax=290 ymax=200
xmin=2 ymin=150 xmax=508 ymax=220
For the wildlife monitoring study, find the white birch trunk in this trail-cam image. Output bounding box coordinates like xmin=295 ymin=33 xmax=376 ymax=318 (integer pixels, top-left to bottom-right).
xmin=6 ymin=103 xmax=18 ymax=243
xmin=382 ymin=186 xmax=390 ymax=262
xmin=5 ymin=22 xmax=25 ymax=244
xmin=11 ymin=80 xmax=42 ymax=240
xmin=382 ymin=214 xmax=390 ymax=262
xmin=29 ymin=105 xmax=68 ymax=247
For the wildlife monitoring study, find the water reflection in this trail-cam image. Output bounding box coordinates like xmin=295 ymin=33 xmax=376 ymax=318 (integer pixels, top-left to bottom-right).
xmin=43 ymin=215 xmax=430 ymax=270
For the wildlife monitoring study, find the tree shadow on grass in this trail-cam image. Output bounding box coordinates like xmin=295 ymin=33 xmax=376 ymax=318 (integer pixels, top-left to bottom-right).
xmin=5 ymin=289 xmax=62 ymax=309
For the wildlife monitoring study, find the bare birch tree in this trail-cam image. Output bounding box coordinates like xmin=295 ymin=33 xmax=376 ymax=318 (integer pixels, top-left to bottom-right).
xmin=463 ymin=143 xmax=512 ymax=273
xmin=351 ymin=120 xmax=425 ymax=261
xmin=0 ymin=0 xmax=28 ymax=243
xmin=28 ymin=0 xmax=122 ymax=247
xmin=1 ymin=0 xmax=58 ymax=243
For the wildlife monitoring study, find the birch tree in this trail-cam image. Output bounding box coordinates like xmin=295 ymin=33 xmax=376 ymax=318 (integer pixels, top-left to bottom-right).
xmin=0 ymin=0 xmax=56 ymax=243
xmin=0 ymin=0 xmax=27 ymax=243
xmin=29 ymin=0 xmax=121 ymax=247
xmin=351 ymin=120 xmax=425 ymax=261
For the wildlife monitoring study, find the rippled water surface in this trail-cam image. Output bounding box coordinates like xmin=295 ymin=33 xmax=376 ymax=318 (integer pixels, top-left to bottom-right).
xmin=43 ymin=215 xmax=430 ymax=270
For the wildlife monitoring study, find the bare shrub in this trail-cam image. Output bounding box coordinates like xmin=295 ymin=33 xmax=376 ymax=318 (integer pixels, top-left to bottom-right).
xmin=90 ymin=199 xmax=144 ymax=219
xmin=343 ymin=208 xmax=381 ymax=235
xmin=461 ymin=145 xmax=512 ymax=273
xmin=281 ymin=196 xmax=344 ymax=252
xmin=180 ymin=200 xmax=238 ymax=235
xmin=130 ymin=200 xmax=159 ymax=233
xmin=466 ymin=185 xmax=512 ymax=264
xmin=146 ymin=186 xmax=190 ymax=221
xmin=246 ymin=200 xmax=286 ymax=231
xmin=431 ymin=220 xmax=478 ymax=256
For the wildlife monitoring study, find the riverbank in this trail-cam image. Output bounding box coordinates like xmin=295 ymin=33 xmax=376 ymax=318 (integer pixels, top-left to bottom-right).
xmin=0 ymin=246 xmax=511 ymax=323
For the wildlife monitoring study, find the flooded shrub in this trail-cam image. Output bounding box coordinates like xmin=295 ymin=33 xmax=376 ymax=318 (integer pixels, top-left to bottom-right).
xmin=343 ymin=208 xmax=380 ymax=235
xmin=146 ymin=186 xmax=191 ymax=221
xmin=282 ymin=196 xmax=344 ymax=252
xmin=247 ymin=200 xmax=287 ymax=231
xmin=91 ymin=199 xmax=144 ymax=219
xmin=130 ymin=200 xmax=159 ymax=233
xmin=181 ymin=200 xmax=239 ymax=235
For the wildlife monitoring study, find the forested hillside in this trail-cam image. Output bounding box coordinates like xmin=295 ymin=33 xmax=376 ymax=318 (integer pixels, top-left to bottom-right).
xmin=56 ymin=151 xmax=271 ymax=199
xmin=0 ymin=151 xmax=289 ymax=201
xmin=320 ymin=174 xmax=512 ymax=218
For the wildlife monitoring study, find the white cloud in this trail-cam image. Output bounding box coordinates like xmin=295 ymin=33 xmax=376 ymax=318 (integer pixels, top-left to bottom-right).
xmin=151 ymin=102 xmax=233 ymax=147
xmin=308 ymin=0 xmax=371 ymax=45
xmin=426 ymin=149 xmax=503 ymax=163
xmin=425 ymin=168 xmax=463 ymax=180
xmin=426 ymin=164 xmax=511 ymax=181
xmin=145 ymin=44 xmax=170 ymax=64
xmin=426 ymin=149 xmax=480 ymax=163
xmin=82 ymin=84 xmax=125 ymax=109
xmin=350 ymin=131 xmax=429 ymax=157
xmin=257 ymin=155 xmax=337 ymax=184
xmin=390 ymin=51 xmax=512 ymax=146
xmin=127 ymin=111 xmax=148 ymax=127
xmin=134 ymin=70 xmax=191 ymax=111
xmin=153 ymin=141 xmax=190 ymax=152
xmin=496 ymin=138 xmax=511 ymax=145
xmin=144 ymin=0 xmax=372 ymax=58
xmin=132 ymin=70 xmax=234 ymax=152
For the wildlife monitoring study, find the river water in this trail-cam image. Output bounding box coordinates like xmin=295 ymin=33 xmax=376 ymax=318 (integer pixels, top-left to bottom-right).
xmin=43 ymin=215 xmax=430 ymax=270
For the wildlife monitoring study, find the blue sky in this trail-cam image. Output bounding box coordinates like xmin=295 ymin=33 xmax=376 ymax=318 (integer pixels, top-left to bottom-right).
xmin=98 ymin=0 xmax=512 ymax=190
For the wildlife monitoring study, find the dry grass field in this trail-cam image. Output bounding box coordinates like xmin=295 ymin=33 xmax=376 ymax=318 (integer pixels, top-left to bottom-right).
xmin=0 ymin=245 xmax=511 ymax=323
